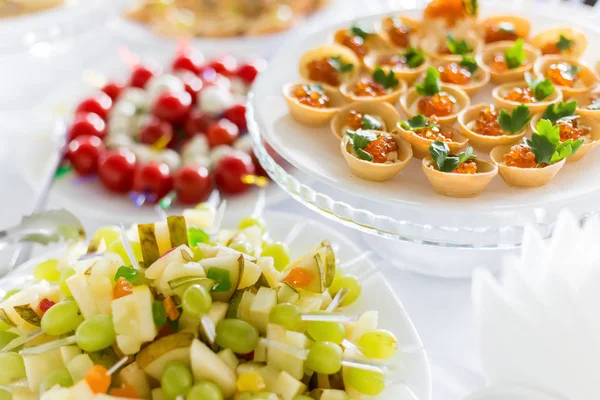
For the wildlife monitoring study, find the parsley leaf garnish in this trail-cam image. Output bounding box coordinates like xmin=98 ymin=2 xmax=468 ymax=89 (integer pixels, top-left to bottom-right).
xmin=415 ymin=67 xmax=441 ymax=96
xmin=524 ymin=72 xmax=555 ymax=101
xmin=350 ymin=25 xmax=372 ymax=40
xmin=429 ymin=140 xmax=476 ymax=173
xmin=399 ymin=114 xmax=435 ymax=131
xmin=588 ymin=98 xmax=600 ymax=111
xmin=556 ymin=34 xmax=574 ymax=51
xmin=346 ymin=129 xmax=378 ymax=161
xmin=329 ymin=56 xmax=354 ymax=73
xmin=302 ymin=83 xmax=324 ymax=94
xmin=526 ymin=119 xmax=583 ymax=166
xmin=460 ymin=56 xmax=478 ymax=74
xmin=504 ymin=39 xmax=526 ymax=70
xmin=404 ymin=47 xmax=426 ymax=69
xmin=114 ymin=266 xmax=140 ymax=283
xmin=361 ymin=114 xmax=383 ymax=130
xmin=446 ymin=34 xmax=472 ymax=56
xmin=372 ymin=67 xmax=399 ymax=89
xmin=497 ymin=104 xmax=531 ymax=135
xmin=540 ymin=101 xmax=577 ymax=124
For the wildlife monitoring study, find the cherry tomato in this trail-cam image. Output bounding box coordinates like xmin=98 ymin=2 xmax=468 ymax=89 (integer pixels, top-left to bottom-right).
xmin=223 ymin=104 xmax=247 ymax=132
xmin=68 ymin=112 xmax=106 ymax=141
xmin=172 ymin=53 xmax=203 ymax=74
xmin=75 ymin=93 xmax=112 ymax=120
xmin=208 ymin=55 xmax=237 ymax=76
xmin=130 ymin=65 xmax=158 ymax=89
xmin=67 ymin=135 xmax=105 ymax=176
xmin=139 ymin=117 xmax=174 ymax=147
xmin=214 ymin=152 xmax=255 ymax=195
xmin=133 ymin=162 xmax=173 ymax=201
xmin=152 ymin=91 xmax=192 ymax=122
xmin=179 ymin=71 xmax=203 ymax=105
xmin=206 ymin=119 xmax=239 ymax=148
xmin=236 ymin=63 xmax=260 ymax=84
xmin=184 ymin=109 xmax=212 ymax=138
xmin=98 ymin=149 xmax=137 ymax=193
xmin=174 ymin=165 xmax=212 ymax=204
xmin=101 ymin=82 xmax=125 ymax=101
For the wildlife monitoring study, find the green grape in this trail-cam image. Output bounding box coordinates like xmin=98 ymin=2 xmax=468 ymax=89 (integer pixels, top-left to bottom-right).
xmin=329 ymin=275 xmax=361 ymax=307
xmin=92 ymin=226 xmax=121 ymax=246
xmin=41 ymin=299 xmax=83 ymax=336
xmin=106 ymin=240 xmax=143 ymax=266
xmin=0 ymin=353 xmax=25 ymax=385
xmin=0 ymin=331 xmax=18 ymax=349
xmin=33 ymin=259 xmax=60 ymax=282
xmin=39 ymin=367 xmax=73 ymax=393
xmin=215 ymin=319 xmax=259 ymax=354
xmin=238 ymin=216 xmax=266 ymax=233
xmin=75 ymin=314 xmax=115 ymax=352
xmin=0 ymin=388 xmax=11 ymax=400
xmin=261 ymin=242 xmax=290 ymax=271
xmin=182 ymin=284 xmax=212 ymax=317
xmin=328 ymin=269 xmax=343 ymax=294
xmin=345 ymin=367 xmax=385 ymax=395
xmin=357 ymin=329 xmax=398 ymax=359
xmin=306 ymin=342 xmax=342 ymax=375
xmin=161 ymin=360 xmax=193 ymax=399
xmin=186 ymin=381 xmax=223 ymax=400
xmin=229 ymin=241 xmax=253 ymax=255
xmin=306 ymin=320 xmax=345 ymax=344
xmin=3 ymin=289 xmax=19 ymax=301
xmin=59 ymin=268 xmax=76 ymax=297
xmin=269 ymin=303 xmax=302 ymax=331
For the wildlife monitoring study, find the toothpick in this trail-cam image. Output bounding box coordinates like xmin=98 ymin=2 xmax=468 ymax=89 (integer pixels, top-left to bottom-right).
xmin=120 ymin=224 xmax=140 ymax=270
xmin=252 ymin=188 xmax=266 ymax=218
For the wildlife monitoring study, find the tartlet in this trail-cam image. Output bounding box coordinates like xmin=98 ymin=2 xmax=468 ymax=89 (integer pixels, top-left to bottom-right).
xmin=533 ymin=55 xmax=599 ymax=98
xmin=283 ymin=82 xmax=346 ymax=126
xmin=396 ymin=116 xmax=468 ymax=159
xmin=375 ymin=16 xmax=421 ymax=49
xmin=340 ymin=69 xmax=407 ymax=104
xmin=530 ymin=27 xmax=587 ymax=59
xmin=492 ymin=80 xmax=562 ymax=113
xmin=477 ymin=40 xmax=541 ymax=83
xmin=458 ymin=104 xmax=529 ymax=151
xmin=400 ymin=84 xmax=470 ymax=124
xmin=479 ymin=15 xmax=531 ymax=43
xmin=490 ymin=144 xmax=565 ymax=188
xmin=571 ymin=89 xmax=600 ymax=120
xmin=298 ymin=44 xmax=360 ymax=87
xmin=422 ymin=156 xmax=497 ymax=197
xmin=363 ymin=48 xmax=429 ymax=85
xmin=432 ymin=58 xmax=490 ymax=95
xmin=330 ymin=101 xmax=401 ymax=140
xmin=341 ymin=130 xmax=412 ymax=181
xmin=332 ymin=25 xmax=387 ymax=61
xmin=420 ymin=31 xmax=483 ymax=63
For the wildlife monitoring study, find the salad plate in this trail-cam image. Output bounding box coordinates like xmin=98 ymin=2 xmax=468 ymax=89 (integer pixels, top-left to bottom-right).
xmin=0 ymin=210 xmax=431 ymax=400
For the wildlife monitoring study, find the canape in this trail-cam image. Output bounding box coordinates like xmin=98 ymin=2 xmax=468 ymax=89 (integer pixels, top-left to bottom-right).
xmin=530 ymin=102 xmax=600 ymax=162
xmin=530 ymin=27 xmax=587 ymax=59
xmin=363 ymin=47 xmax=429 ymax=84
xmin=570 ymin=88 xmax=600 ymax=120
xmin=283 ymin=82 xmax=346 ymax=126
xmin=396 ymin=114 xmax=468 ymax=158
xmin=299 ymin=44 xmax=360 ymax=87
xmin=533 ymin=55 xmax=598 ymax=98
xmin=420 ymin=31 xmax=483 ymax=63
xmin=340 ymin=129 xmax=412 ymax=181
xmin=479 ymin=15 xmax=531 ymax=44
xmin=422 ymin=141 xmax=498 ymax=197
xmin=332 ymin=24 xmax=386 ymax=61
xmin=375 ymin=15 xmax=421 ymax=49
xmin=400 ymin=67 xmax=470 ymax=124
xmin=477 ymin=39 xmax=541 ymax=83
xmin=458 ymin=103 xmax=531 ymax=151
xmin=422 ymin=0 xmax=478 ymax=34
xmin=433 ymin=56 xmax=490 ymax=95
xmin=492 ymin=73 xmax=562 ymax=113
xmin=490 ymin=119 xmax=583 ymax=187
xmin=330 ymin=101 xmax=401 ymax=140
xmin=340 ymin=67 xmax=407 ymax=104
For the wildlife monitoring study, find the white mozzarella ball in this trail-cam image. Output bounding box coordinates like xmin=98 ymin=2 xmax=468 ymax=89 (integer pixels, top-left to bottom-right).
xmin=209 ymin=145 xmax=235 ymax=169
xmin=105 ymin=133 xmax=134 ymax=149
xmin=233 ymin=135 xmax=253 ymax=154
xmin=198 ymin=85 xmax=234 ymax=115
xmin=150 ymin=148 xmax=181 ymax=171
xmin=119 ymin=87 xmax=150 ymax=111
xmin=182 ymin=135 xmax=210 ymax=162
xmin=129 ymin=144 xmax=154 ymax=165
xmin=146 ymin=73 xmax=185 ymax=104
xmin=229 ymin=77 xmax=248 ymax=96
xmin=184 ymin=155 xmax=211 ymax=169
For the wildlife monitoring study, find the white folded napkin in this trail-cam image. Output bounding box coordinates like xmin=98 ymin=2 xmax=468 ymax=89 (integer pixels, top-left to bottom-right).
xmin=472 ymin=211 xmax=600 ymax=400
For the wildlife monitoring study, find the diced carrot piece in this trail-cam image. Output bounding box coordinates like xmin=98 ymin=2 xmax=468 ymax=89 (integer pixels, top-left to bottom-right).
xmin=163 ymin=296 xmax=180 ymax=321
xmin=85 ymin=365 xmax=110 ymax=394
xmin=113 ymin=277 xmax=133 ymax=299
xmin=110 ymin=385 xmax=139 ymax=398
xmin=282 ymin=268 xmax=313 ymax=287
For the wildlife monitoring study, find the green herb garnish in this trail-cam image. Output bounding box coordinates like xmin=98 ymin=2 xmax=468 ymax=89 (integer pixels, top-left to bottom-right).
xmin=404 ymin=47 xmax=426 ymax=69
xmin=373 ymin=67 xmax=399 ymax=89
xmin=446 ymin=34 xmax=472 ymax=56
xmin=524 ymin=72 xmax=555 ymax=102
xmin=114 ymin=266 xmax=140 ymax=284
xmin=350 ymin=25 xmax=372 ymax=40
xmin=588 ymin=98 xmax=600 ymax=111
xmin=556 ymin=34 xmax=574 ymax=51
xmin=504 ymin=38 xmax=526 ymax=70
xmin=346 ymin=129 xmax=378 ymax=161
xmin=415 ymin=67 xmax=441 ymax=96
xmin=361 ymin=114 xmax=383 ymax=130
xmin=399 ymin=114 xmax=435 ymax=131
xmin=188 ymin=227 xmax=210 ymax=247
xmin=429 ymin=141 xmax=476 ymax=173
xmin=152 ymin=300 xmax=167 ymax=328
xmin=329 ymin=56 xmax=354 ymax=73
xmin=498 ymin=104 xmax=531 ymax=135
xmin=526 ymin=119 xmax=583 ymax=166
xmin=460 ymin=56 xmax=478 ymax=74
xmin=541 ymin=101 xmax=577 ymax=124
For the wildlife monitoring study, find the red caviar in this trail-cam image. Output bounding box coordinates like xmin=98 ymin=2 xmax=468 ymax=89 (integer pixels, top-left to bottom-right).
xmin=383 ymin=17 xmax=412 ymax=48
xmin=504 ymin=87 xmax=536 ymax=103
xmin=541 ymin=42 xmax=561 ymax=55
xmin=353 ymin=77 xmax=388 ymax=97
xmin=334 ymin=30 xmax=368 ymax=59
xmin=363 ymin=134 xmax=398 ymax=163
xmin=491 ymin=52 xmax=510 ymax=72
xmin=557 ymin=119 xmax=590 ymax=142
xmin=453 ymin=159 xmax=478 ymax=174
xmin=414 ymin=125 xmax=454 ymax=142
xmin=307 ymin=58 xmax=341 ymax=86
xmin=417 ymin=92 xmax=457 ymax=117
xmin=484 ymin=22 xmax=519 ymax=43
xmin=502 ymin=144 xmax=538 ymax=168
xmin=546 ymin=62 xmax=578 ymax=87
xmin=473 ymin=106 xmax=504 ymax=136
xmin=438 ymin=63 xmax=471 ymax=85
xmin=424 ymin=0 xmax=472 ymax=26
xmin=347 ymin=110 xmax=365 ymax=130
xmin=293 ymin=85 xmax=330 ymax=108
xmin=378 ymin=54 xmax=407 ymax=69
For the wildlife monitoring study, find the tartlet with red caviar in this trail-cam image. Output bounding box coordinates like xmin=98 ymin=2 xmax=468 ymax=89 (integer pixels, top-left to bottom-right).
xmin=283 ymin=82 xmax=347 ymax=126
xmin=533 ymin=55 xmax=598 ymax=98
xmin=363 ymin=47 xmax=429 ymax=85
xmin=396 ymin=114 xmax=468 ymax=159
xmin=298 ymin=44 xmax=360 ymax=87
xmin=477 ymin=39 xmax=541 ymax=83
xmin=432 ymin=56 xmax=490 ymax=95
xmin=479 ymin=15 xmax=531 ymax=44
xmin=330 ymin=101 xmax=401 ymax=140
xmin=530 ymin=27 xmax=587 ymax=59
xmin=340 ymin=67 xmax=407 ymax=104
xmin=492 ymin=72 xmax=562 ymax=114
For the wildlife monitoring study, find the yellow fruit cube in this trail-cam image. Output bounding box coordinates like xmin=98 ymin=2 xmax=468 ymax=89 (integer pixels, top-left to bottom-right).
xmin=237 ymin=371 xmax=266 ymax=392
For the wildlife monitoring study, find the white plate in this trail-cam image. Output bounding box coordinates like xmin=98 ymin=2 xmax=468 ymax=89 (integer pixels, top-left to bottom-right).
xmin=251 ymin=3 xmax=600 ymax=213
xmin=0 ymin=210 xmax=432 ymax=400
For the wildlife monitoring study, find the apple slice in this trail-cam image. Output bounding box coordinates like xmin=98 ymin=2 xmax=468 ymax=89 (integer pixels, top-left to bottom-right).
xmin=144 ymin=245 xmax=193 ymax=280
xmin=200 ymin=255 xmax=244 ymax=302
xmin=190 ymin=339 xmax=236 ymax=398
xmin=136 ymin=332 xmax=194 ymax=380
